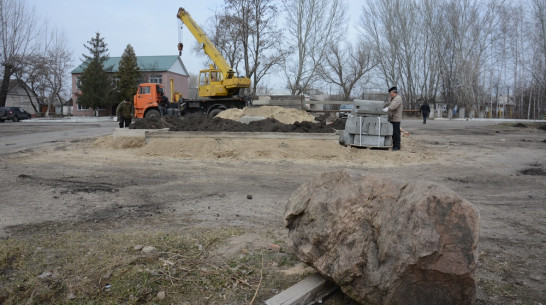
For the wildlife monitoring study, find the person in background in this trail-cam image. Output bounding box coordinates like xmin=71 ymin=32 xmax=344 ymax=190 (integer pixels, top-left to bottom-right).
xmin=420 ymin=101 xmax=431 ymax=124
xmin=116 ymin=98 xmax=134 ymax=128
xmin=383 ymin=87 xmax=403 ymax=151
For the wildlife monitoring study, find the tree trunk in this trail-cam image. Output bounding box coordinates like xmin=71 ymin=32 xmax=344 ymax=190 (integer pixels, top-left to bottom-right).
xmin=527 ymin=90 xmax=533 ymax=119
xmin=0 ymin=66 xmax=14 ymax=107
xmin=20 ymin=80 xmax=40 ymax=115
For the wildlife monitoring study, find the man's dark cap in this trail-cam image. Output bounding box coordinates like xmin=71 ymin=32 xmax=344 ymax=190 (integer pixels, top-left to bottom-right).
xmin=124 ymin=98 xmax=131 ymax=102
xmin=388 ymin=87 xmax=397 ymax=93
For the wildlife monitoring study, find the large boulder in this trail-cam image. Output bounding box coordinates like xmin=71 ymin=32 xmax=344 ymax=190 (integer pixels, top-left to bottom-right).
xmin=284 ymin=170 xmax=479 ymax=305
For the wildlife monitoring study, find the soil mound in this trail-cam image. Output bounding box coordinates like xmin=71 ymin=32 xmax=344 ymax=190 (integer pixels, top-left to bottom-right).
xmin=130 ymin=114 xmax=334 ymax=133
xmin=513 ymin=123 xmax=527 ymax=128
xmin=330 ymin=118 xmax=347 ymax=130
xmin=518 ymin=168 xmax=546 ymax=176
xmin=217 ymin=106 xmax=316 ymax=124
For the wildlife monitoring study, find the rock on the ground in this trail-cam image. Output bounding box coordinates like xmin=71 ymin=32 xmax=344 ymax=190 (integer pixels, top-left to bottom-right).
xmin=141 ymin=246 xmax=157 ymax=253
xmin=157 ymin=291 xmax=166 ymax=300
xmin=284 ymin=170 xmax=480 ymax=305
xmin=37 ymin=271 xmax=53 ymax=279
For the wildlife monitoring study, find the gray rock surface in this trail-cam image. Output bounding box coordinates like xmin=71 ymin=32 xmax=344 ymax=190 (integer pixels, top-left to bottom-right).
xmin=284 ymin=170 xmax=480 ymax=305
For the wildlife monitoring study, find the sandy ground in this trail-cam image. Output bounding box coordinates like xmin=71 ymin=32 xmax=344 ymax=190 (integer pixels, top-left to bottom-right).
xmin=0 ymin=120 xmax=545 ymax=304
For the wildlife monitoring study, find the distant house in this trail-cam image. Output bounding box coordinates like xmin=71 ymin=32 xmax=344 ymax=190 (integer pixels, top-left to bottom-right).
xmin=71 ymin=55 xmax=189 ymax=116
xmin=3 ymin=79 xmax=37 ymax=116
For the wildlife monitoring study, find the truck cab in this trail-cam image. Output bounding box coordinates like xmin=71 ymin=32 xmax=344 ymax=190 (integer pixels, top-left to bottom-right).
xmin=133 ymin=83 xmax=168 ymax=119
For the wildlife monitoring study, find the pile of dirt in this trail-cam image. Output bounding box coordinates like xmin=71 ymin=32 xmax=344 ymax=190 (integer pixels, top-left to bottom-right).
xmin=130 ymin=116 xmax=179 ymax=129
xmin=131 ymin=114 xmax=335 ymax=133
xmin=518 ymin=167 xmax=546 ymax=176
xmin=513 ymin=123 xmax=528 ymax=128
xmin=330 ymin=118 xmax=347 ymax=130
xmin=217 ymin=106 xmax=316 ymax=124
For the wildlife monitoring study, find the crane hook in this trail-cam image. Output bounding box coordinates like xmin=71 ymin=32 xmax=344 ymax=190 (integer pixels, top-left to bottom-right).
xmin=177 ymin=43 xmax=183 ymax=56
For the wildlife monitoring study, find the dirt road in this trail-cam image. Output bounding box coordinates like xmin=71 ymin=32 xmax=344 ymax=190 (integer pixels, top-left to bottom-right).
xmin=0 ymin=119 xmax=544 ymax=304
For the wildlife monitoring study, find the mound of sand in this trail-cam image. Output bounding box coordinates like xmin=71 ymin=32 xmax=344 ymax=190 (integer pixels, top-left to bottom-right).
xmin=132 ymin=136 xmax=435 ymax=166
xmin=217 ymin=106 xmax=316 ymax=124
xmin=93 ymin=135 xmax=146 ymax=149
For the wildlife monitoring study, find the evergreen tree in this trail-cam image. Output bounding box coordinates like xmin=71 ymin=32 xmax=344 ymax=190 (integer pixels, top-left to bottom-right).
xmin=77 ymin=32 xmax=114 ymax=110
xmin=116 ymin=44 xmax=140 ymax=102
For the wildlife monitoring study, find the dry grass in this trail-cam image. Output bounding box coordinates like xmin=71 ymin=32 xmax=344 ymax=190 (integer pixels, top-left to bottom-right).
xmin=0 ymin=226 xmax=305 ymax=304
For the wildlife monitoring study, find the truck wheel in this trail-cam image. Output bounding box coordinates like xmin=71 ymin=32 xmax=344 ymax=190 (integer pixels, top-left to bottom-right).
xmin=12 ymin=116 xmax=19 ymax=122
xmin=208 ymin=108 xmax=223 ymax=117
xmin=145 ymin=109 xmax=160 ymax=119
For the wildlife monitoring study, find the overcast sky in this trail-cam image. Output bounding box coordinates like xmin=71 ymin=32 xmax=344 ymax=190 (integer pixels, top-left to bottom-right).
xmin=24 ymin=0 xmax=362 ymax=88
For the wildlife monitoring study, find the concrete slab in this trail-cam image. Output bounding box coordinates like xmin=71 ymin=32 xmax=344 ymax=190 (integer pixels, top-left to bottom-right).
xmin=112 ymin=128 xmax=169 ymax=140
xmin=265 ymin=273 xmax=337 ymax=305
xmin=238 ymin=116 xmax=266 ymax=124
xmin=147 ymin=131 xmax=339 ymax=140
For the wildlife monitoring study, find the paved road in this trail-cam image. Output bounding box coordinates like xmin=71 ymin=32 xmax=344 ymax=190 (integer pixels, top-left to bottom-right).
xmin=0 ymin=118 xmax=117 ymax=155
xmin=1 ymin=116 xmax=540 ymax=156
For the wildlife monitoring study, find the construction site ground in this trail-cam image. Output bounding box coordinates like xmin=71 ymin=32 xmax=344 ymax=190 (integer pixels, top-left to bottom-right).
xmin=0 ymin=118 xmax=545 ymax=304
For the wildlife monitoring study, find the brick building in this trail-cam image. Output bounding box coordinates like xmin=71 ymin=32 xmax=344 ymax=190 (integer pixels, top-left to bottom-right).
xmin=71 ymin=55 xmax=189 ymax=116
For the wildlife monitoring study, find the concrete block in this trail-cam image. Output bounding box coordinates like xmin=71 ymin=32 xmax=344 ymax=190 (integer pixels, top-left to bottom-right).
xmin=366 ymin=122 xmax=393 ymax=136
xmin=384 ymin=136 xmax=392 ymax=147
xmin=265 ymin=273 xmax=337 ymax=305
xmin=346 ymin=115 xmax=392 ymax=136
xmin=113 ymin=128 xmax=147 ymax=140
xmin=351 ymin=135 xmax=386 ymax=147
xmin=345 ymin=115 xmax=367 ymax=134
xmin=353 ymin=99 xmax=385 ymax=115
xmin=339 ymin=130 xmax=354 ymax=146
xmin=238 ymin=116 xmax=266 ymax=124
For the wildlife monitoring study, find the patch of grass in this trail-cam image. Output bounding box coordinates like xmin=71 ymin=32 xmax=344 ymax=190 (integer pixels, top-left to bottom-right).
xmin=497 ymin=122 xmax=546 ymax=130
xmin=477 ymin=278 xmax=532 ymax=301
xmin=0 ymin=227 xmax=306 ymax=304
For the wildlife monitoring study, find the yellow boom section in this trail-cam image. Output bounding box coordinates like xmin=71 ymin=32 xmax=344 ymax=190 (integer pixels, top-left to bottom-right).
xmin=177 ymin=7 xmax=250 ymax=97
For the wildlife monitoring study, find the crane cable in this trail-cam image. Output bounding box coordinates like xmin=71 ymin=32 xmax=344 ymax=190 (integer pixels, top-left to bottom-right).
xmin=177 ymin=19 xmax=184 ymax=56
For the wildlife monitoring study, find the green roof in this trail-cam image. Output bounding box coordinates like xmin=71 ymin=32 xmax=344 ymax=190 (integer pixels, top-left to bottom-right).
xmin=71 ymin=55 xmax=186 ymax=74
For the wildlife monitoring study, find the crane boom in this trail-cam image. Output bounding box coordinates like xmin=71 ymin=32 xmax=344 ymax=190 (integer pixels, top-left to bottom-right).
xmin=177 ymin=7 xmax=250 ymax=97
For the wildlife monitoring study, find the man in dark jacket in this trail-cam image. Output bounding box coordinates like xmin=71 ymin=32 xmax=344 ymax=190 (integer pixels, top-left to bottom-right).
xmin=420 ymin=101 xmax=431 ymax=124
xmin=116 ymin=98 xmax=134 ymax=128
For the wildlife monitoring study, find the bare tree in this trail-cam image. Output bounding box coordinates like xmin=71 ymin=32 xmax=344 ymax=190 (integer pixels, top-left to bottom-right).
xmin=240 ymin=0 xmax=284 ymax=95
xmin=361 ymin=0 xmax=451 ymax=109
xmin=203 ymin=0 xmax=284 ymax=95
xmin=359 ymin=0 xmax=404 ymax=95
xmin=317 ymin=42 xmax=377 ymax=101
xmin=442 ymin=0 xmax=503 ymax=116
xmin=532 ymin=0 xmax=546 ymax=117
xmin=13 ymin=53 xmax=48 ymax=114
xmin=0 ymin=0 xmax=40 ymax=107
xmin=199 ymin=12 xmax=243 ymax=74
xmin=282 ymin=0 xmax=347 ymax=95
xmin=10 ymin=24 xmax=71 ymax=117
xmin=44 ymin=29 xmax=72 ymax=116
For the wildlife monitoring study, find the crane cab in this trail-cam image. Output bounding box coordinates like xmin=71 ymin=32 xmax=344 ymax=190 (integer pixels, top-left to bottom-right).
xmin=199 ymin=68 xmax=228 ymax=97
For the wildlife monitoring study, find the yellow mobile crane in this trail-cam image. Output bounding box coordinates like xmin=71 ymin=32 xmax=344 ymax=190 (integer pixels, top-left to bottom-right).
xmin=133 ymin=7 xmax=252 ymax=119
xmin=177 ymin=7 xmax=251 ymax=98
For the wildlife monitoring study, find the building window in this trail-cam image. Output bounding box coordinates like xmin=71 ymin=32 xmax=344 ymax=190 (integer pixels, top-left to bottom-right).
xmin=76 ymin=77 xmax=82 ymax=90
xmin=77 ymin=102 xmax=90 ymax=110
xmin=149 ymin=74 xmax=162 ymax=84
xmin=112 ymin=77 xmax=120 ymax=88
